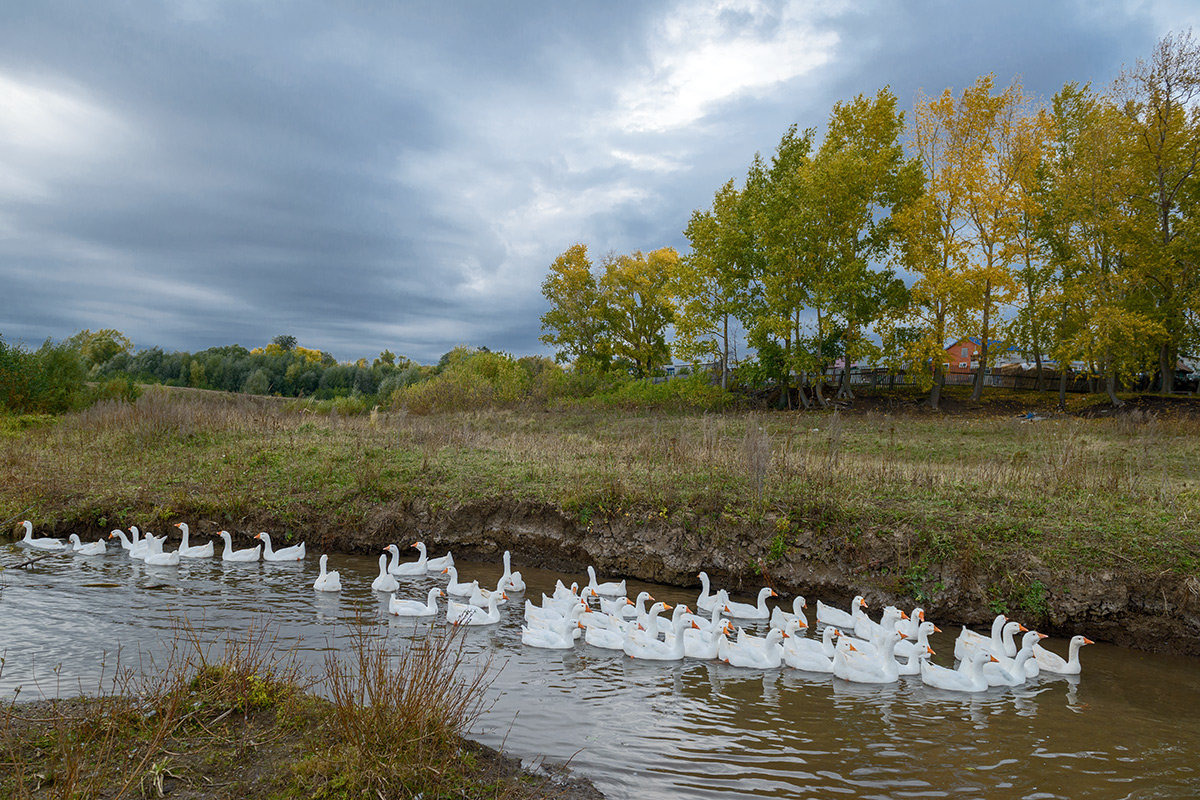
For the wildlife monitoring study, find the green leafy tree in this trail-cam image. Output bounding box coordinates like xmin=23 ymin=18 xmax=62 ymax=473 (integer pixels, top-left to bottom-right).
xmin=600 ymin=248 xmax=678 ymax=377
xmin=539 ymin=243 xmax=611 ymax=370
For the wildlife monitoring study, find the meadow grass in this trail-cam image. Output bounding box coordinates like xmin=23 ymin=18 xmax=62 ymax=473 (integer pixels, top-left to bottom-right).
xmin=1 ymin=386 xmax=1197 ymax=577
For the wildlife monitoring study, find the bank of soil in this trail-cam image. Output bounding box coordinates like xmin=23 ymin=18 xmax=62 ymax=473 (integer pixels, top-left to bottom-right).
xmin=295 ymin=497 xmax=1198 ymax=658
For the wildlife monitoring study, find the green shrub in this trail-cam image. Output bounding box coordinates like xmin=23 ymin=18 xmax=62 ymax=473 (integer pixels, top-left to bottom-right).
xmin=389 ymin=348 xmax=532 ymax=413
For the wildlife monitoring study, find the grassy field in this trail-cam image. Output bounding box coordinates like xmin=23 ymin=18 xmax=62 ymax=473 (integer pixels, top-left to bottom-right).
xmin=2 ymin=386 xmax=1198 ymax=581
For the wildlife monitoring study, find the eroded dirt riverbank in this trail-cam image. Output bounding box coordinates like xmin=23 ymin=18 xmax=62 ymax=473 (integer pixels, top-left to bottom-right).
xmin=163 ymin=496 xmax=1200 ymax=658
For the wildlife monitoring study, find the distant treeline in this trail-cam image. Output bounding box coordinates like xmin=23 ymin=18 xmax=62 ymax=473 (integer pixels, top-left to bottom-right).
xmin=0 ymin=330 xmax=729 ymax=416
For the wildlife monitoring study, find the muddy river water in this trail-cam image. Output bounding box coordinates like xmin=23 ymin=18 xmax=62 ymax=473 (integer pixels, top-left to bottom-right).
xmin=1 ymin=544 xmax=1197 ymax=799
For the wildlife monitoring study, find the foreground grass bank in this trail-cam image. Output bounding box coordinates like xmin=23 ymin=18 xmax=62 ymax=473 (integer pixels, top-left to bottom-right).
xmin=0 ymin=622 xmax=599 ymax=800
xmin=2 ymin=386 xmax=1198 ymax=650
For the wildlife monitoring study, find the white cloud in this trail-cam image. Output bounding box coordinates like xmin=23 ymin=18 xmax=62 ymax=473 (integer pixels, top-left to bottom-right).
xmin=0 ymin=72 xmax=130 ymax=200
xmin=614 ymin=0 xmax=841 ymax=133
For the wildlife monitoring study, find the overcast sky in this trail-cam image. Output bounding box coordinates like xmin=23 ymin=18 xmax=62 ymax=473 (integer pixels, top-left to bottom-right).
xmin=2 ymin=1 xmax=1197 ymax=363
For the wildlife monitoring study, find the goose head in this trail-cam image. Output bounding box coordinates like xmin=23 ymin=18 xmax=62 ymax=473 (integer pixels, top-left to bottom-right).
xmin=19 ymin=521 xmax=33 ymax=540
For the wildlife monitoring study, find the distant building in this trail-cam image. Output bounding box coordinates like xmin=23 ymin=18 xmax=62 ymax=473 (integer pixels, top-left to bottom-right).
xmin=943 ymin=337 xmax=1021 ymax=376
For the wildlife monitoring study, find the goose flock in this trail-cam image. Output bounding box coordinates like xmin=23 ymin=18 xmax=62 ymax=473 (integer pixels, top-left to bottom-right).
xmin=13 ymin=521 xmax=1093 ymax=690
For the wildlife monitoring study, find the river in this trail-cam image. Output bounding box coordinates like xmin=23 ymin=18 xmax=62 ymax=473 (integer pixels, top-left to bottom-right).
xmin=1 ymin=543 xmax=1197 ymax=799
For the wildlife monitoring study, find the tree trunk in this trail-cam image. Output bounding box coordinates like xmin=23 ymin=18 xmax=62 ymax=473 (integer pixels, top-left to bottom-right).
xmin=1034 ymin=352 xmax=1044 ymax=392
xmin=814 ymin=372 xmax=829 ymax=408
xmin=1106 ymin=366 xmax=1125 ymax=408
xmin=1057 ymin=368 xmax=1068 ymax=411
xmin=969 ymin=287 xmax=988 ymax=402
xmin=1159 ymin=343 xmax=1174 ymax=393
xmin=836 ymin=365 xmax=854 ymax=400
xmin=721 ymin=315 xmax=729 ymax=391
xmin=928 ymin=368 xmax=944 ymax=410
xmin=797 ymin=373 xmax=812 ymax=410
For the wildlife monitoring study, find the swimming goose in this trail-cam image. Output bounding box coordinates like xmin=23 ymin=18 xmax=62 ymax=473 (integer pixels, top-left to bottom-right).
xmin=623 ymin=616 xmax=695 ymax=661
xmin=586 ymin=565 xmax=626 ymax=597
xmin=174 ymin=523 xmax=214 ymax=559
xmin=584 ymin=615 xmax=634 ymax=650
xmin=854 ymin=605 xmax=909 ymax=643
xmin=696 ymin=571 xmax=722 ymax=612
xmin=255 ymin=531 xmax=306 ymax=561
xmin=385 ymin=543 xmax=426 ymax=576
xmin=18 ymin=521 xmax=66 ymax=551
xmin=782 ymin=626 xmax=842 ymax=673
xmin=833 ymin=631 xmax=904 ymax=684
xmin=724 ymin=587 xmax=776 ymax=620
xmin=497 ymin=550 xmax=526 ymax=593
xmin=816 ymin=596 xmax=868 ymax=630
xmin=313 ymin=554 xmax=341 ymax=592
xmin=955 ymin=614 xmax=1011 ymax=658
xmin=955 ymin=620 xmax=1026 ymax=661
xmin=683 ymin=620 xmax=735 ymax=660
xmin=413 ymin=541 xmax=454 ymax=572
xmin=919 ymin=650 xmax=997 ymax=693
xmin=720 ymin=628 xmax=787 ymax=669
xmin=770 ymin=595 xmax=808 ymax=631
xmin=67 ymin=533 xmax=107 ymax=556
xmin=143 ymin=537 xmax=181 ymax=567
xmin=441 ymin=565 xmax=475 ymax=595
xmin=467 ymin=580 xmax=508 ymax=608
xmin=371 ymin=554 xmax=400 ymax=593
xmin=447 ymin=591 xmax=505 ymax=625
xmin=893 ymin=621 xmax=942 ymax=660
xmin=389 ymin=587 xmax=443 ymax=617
xmin=216 ymin=530 xmax=261 ymax=562
xmin=894 ymin=607 xmax=927 ymax=639
xmin=982 ymin=631 xmax=1044 ymax=686
xmin=522 ymin=617 xmax=582 ymax=650
xmin=1033 ymin=635 xmax=1093 ymax=675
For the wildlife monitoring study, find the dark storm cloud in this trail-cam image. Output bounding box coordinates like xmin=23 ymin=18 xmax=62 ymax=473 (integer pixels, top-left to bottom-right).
xmin=0 ymin=1 xmax=1194 ymax=362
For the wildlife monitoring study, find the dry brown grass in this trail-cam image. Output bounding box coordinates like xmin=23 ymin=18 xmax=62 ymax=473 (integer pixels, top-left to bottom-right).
xmin=2 ymin=386 xmax=1198 ymax=573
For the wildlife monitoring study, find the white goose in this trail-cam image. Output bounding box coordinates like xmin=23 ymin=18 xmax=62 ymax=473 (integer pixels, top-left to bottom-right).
xmin=143 ymin=537 xmax=181 ymax=567
xmin=893 ymin=621 xmax=942 ymax=660
xmin=955 ymin=620 xmax=1026 ymax=661
xmin=467 ymin=580 xmax=508 ymax=608
xmin=413 ymin=541 xmax=454 ymax=572
xmin=447 ymin=591 xmax=505 ymax=626
xmin=389 ymin=588 xmax=443 ymax=617
xmin=586 ymin=565 xmax=626 ymax=597
xmin=525 ymin=597 xmax=587 ymax=628
xmin=497 ymin=550 xmax=526 ymax=593
xmin=216 ymin=530 xmax=261 ymax=562
xmin=816 ymin=596 xmax=868 ymax=630
xmin=782 ymin=626 xmax=842 ymax=673
xmin=833 ymin=631 xmax=903 ymax=684
xmin=67 ymin=534 xmax=107 ymax=556
xmin=313 ymin=554 xmax=341 ymax=592
xmin=584 ymin=614 xmax=634 ymax=650
xmin=442 ymin=566 xmax=475 ymax=596
xmin=982 ymin=631 xmax=1044 ymax=686
xmin=919 ymin=650 xmax=996 ymax=693
xmin=173 ymin=523 xmax=214 ymax=559
xmin=1033 ymin=634 xmax=1094 ymax=675
xmin=720 ymin=628 xmax=787 ymax=669
xmin=18 ymin=521 xmax=66 ymax=551
xmin=684 ymin=620 xmax=735 ymax=660
xmin=894 ymin=607 xmax=927 ymax=640
xmin=108 ymin=528 xmax=146 ymax=558
xmin=954 ymin=614 xmax=1009 ymax=658
xmin=770 ymin=595 xmax=808 ymax=631
xmin=599 ymin=596 xmax=635 ymax=617
xmin=853 ymin=605 xmax=909 ymax=644
xmin=623 ymin=616 xmax=695 ymax=661
xmin=696 ymin=571 xmax=721 ymax=612
xmin=724 ymin=587 xmax=776 ymax=620
xmin=371 ymin=554 xmax=400 ymax=593
xmin=255 ymin=531 xmax=305 ymax=561
xmin=387 ymin=542 xmax=427 ymax=575
xmin=522 ymin=616 xmax=581 ymax=650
